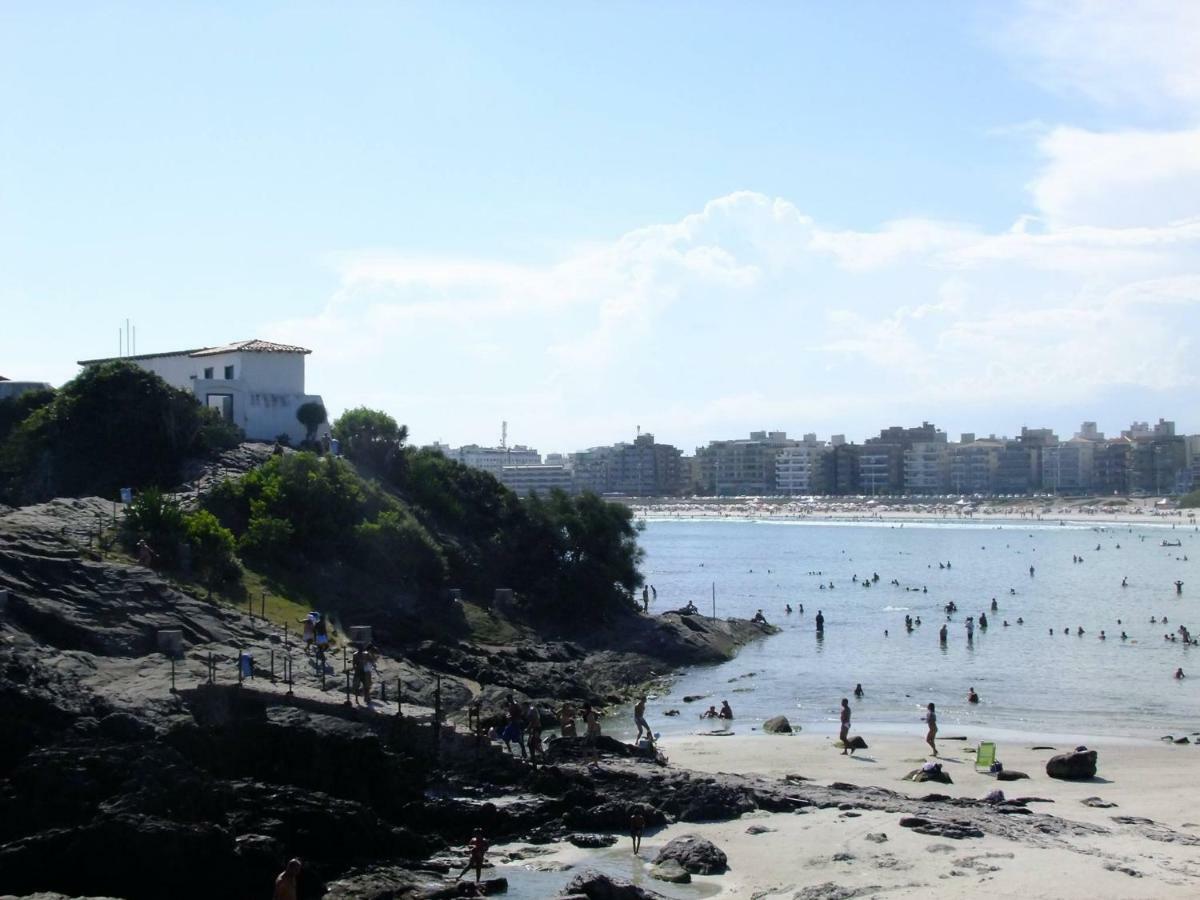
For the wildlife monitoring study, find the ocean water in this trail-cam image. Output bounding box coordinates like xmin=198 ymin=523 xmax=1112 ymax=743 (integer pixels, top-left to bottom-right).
xmin=622 ymin=517 xmax=1198 ymax=741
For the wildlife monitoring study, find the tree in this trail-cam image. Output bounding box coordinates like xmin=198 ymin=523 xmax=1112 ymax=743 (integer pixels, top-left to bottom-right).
xmin=296 ymin=401 xmax=327 ymax=444
xmin=0 ymin=361 xmax=242 ymax=504
xmin=332 ymin=407 xmax=407 ymax=470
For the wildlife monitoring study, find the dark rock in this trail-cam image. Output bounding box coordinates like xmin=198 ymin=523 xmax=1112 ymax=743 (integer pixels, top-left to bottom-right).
xmin=97 ymin=712 xmax=154 ymax=742
xmin=995 ymin=770 xmax=1029 ymax=782
xmin=794 ymin=884 xmax=883 ymax=900
xmin=745 ymin=824 xmax=774 ymax=834
xmin=864 ymin=832 xmax=888 ymax=843
xmin=762 ymin=715 xmax=792 ymax=734
xmin=1045 ymin=749 xmax=1097 ymax=780
xmin=561 ymin=870 xmax=667 ymax=898
xmin=662 ymin=709 xmax=680 ymax=717
xmin=682 ymin=695 xmax=706 ymax=703
xmin=1082 ymin=797 xmax=1118 ymax=808
xmin=653 ymin=834 xmax=728 ymax=874
xmin=568 ymin=833 xmax=618 ymax=848
xmin=899 ymin=816 xmax=984 ymax=839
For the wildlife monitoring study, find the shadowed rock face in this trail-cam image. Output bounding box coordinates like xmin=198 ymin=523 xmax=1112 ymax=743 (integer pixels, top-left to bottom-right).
xmin=1046 ymin=749 xmax=1098 ymax=780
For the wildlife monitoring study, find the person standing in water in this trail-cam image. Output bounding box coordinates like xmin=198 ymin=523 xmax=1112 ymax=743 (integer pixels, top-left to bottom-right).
xmin=633 ymin=695 xmax=651 ymax=742
xmin=815 ymin=610 xmax=825 ymax=632
xmin=925 ymin=703 xmax=938 ymax=756
xmin=839 ymin=698 xmax=852 ymax=754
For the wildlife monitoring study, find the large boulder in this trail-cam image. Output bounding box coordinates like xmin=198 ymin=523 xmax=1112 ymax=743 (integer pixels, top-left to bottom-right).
xmin=762 ymin=715 xmax=792 ymax=734
xmin=653 ymin=834 xmax=728 ymax=874
xmin=649 ymin=859 xmax=691 ymax=883
xmin=1046 ymin=748 xmax=1097 ymax=780
xmin=561 ymin=870 xmax=667 ymax=898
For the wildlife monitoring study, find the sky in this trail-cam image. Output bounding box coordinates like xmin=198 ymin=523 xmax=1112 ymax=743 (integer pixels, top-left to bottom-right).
xmin=2 ymin=1 xmax=1199 ymax=453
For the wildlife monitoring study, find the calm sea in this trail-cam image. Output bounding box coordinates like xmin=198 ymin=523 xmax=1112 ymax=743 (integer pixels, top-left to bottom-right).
xmin=619 ymin=517 xmax=1198 ymax=741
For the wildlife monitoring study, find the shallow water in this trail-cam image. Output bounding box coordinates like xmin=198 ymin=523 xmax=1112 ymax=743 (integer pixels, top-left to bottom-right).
xmin=621 ymin=517 xmax=1198 ymax=741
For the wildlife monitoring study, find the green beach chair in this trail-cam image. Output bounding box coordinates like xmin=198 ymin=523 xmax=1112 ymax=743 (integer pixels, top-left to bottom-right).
xmin=975 ymin=741 xmax=997 ymax=773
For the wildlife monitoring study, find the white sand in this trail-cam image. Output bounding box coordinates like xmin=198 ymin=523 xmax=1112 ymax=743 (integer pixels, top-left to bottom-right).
xmin=529 ymin=731 xmax=1200 ymax=899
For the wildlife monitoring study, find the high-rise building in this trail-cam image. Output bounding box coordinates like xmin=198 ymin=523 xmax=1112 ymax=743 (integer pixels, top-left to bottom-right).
xmin=571 ymin=433 xmax=685 ymax=496
xmin=695 ymin=431 xmax=797 ymax=495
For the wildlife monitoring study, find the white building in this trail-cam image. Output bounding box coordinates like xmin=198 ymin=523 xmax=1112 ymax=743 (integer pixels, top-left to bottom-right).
xmin=775 ymin=441 xmax=828 ymax=494
xmin=497 ymin=464 xmax=574 ymax=496
xmin=78 ymin=339 xmax=327 ymax=445
xmin=428 ymin=443 xmax=541 ymax=474
xmin=904 ymin=441 xmax=950 ymax=494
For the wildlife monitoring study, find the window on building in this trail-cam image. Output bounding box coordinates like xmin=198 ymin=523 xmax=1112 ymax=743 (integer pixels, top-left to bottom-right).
xmin=224 ymin=365 xmax=235 ymax=380
xmin=203 ymin=367 xmax=213 ymax=379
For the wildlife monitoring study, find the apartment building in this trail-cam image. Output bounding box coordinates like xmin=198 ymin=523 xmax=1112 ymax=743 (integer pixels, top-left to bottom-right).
xmin=696 ymin=430 xmax=796 ymax=495
xmin=775 ymin=436 xmax=829 ymax=494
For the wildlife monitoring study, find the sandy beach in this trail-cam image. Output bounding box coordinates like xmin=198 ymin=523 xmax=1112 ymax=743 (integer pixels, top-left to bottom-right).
xmin=633 ymin=496 xmax=1198 ymax=529
xmin=523 ymin=730 xmax=1200 ymax=899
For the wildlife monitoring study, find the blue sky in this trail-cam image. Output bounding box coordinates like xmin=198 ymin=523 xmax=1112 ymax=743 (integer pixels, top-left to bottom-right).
xmin=2 ymin=2 xmax=1198 ymax=452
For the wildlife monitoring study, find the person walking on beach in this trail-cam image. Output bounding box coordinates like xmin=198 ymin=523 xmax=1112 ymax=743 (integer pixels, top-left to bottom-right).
xmin=925 ymin=703 xmax=938 ymax=757
xmin=634 ymin=695 xmax=651 ymax=742
xmin=273 ymin=858 xmax=302 ymax=900
xmin=839 ymin=698 xmax=852 ymax=754
xmin=456 ymin=829 xmax=489 ymax=883
xmin=630 ymin=808 xmax=646 ymax=854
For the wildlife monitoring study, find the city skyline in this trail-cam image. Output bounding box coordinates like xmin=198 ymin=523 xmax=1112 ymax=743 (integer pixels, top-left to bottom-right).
xmin=3 ymin=2 xmax=1199 ymax=450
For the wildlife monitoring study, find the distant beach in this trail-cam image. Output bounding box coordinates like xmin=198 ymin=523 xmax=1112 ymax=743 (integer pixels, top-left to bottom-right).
xmin=632 ymin=495 xmax=1197 ymax=528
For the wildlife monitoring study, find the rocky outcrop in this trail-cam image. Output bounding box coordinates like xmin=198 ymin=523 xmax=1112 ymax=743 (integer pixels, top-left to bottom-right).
xmin=653 ymin=834 xmax=728 ymax=874
xmin=1046 ymin=749 xmax=1098 ymax=780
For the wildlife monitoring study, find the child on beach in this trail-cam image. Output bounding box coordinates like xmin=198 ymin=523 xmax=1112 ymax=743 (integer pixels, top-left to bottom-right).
xmin=925 ymin=703 xmax=938 ymax=756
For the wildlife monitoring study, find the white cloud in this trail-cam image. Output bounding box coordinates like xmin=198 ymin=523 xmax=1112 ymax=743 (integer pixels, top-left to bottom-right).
xmin=1006 ymin=0 xmax=1200 ymax=110
xmin=272 ymin=185 xmax=1200 ymax=448
xmin=1029 ymin=127 xmax=1200 ymax=228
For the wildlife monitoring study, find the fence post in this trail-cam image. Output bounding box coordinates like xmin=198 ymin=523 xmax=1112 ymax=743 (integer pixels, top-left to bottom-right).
xmin=270 ymin=649 xmax=276 ymax=684
xmin=397 ymin=676 xmax=403 ymax=718
xmin=344 ymin=669 xmax=352 ymax=707
xmin=434 ymin=674 xmax=442 ymax=758
xmin=207 ymin=652 xmax=214 ymax=684
xmin=170 ymin=656 xmax=176 ymax=693
xmin=286 ymin=657 xmax=294 ymax=697
xmin=261 ymin=591 xmax=266 ymax=619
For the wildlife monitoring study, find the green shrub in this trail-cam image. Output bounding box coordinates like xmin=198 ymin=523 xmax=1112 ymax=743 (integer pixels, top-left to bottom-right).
xmin=184 ymin=509 xmax=240 ymax=585
xmin=121 ymin=488 xmax=188 ymax=567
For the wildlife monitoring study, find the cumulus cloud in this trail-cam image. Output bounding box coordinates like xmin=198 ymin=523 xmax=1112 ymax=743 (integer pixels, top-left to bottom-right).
xmin=272 ymin=183 xmax=1200 ymax=448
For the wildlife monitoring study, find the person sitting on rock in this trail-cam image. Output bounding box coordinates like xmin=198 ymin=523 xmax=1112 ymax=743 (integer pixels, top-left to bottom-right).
xmin=751 ymin=609 xmax=769 ymax=626
xmin=558 ymin=702 xmax=577 ymax=737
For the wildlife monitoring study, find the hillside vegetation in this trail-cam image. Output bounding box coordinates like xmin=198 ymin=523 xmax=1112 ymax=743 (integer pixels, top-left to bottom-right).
xmin=0 ymin=364 xmax=644 ymax=628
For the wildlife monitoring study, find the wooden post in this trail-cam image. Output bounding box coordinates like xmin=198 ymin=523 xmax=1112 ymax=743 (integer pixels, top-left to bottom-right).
xmin=344 ymin=669 xmax=352 ymax=707
xmin=434 ymin=674 xmax=442 ymax=758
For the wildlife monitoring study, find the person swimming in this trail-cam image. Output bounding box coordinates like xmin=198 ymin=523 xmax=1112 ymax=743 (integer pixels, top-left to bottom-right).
xmin=854 ymin=683 xmax=864 ymax=698
xmin=967 ymin=687 xmax=979 ymax=704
